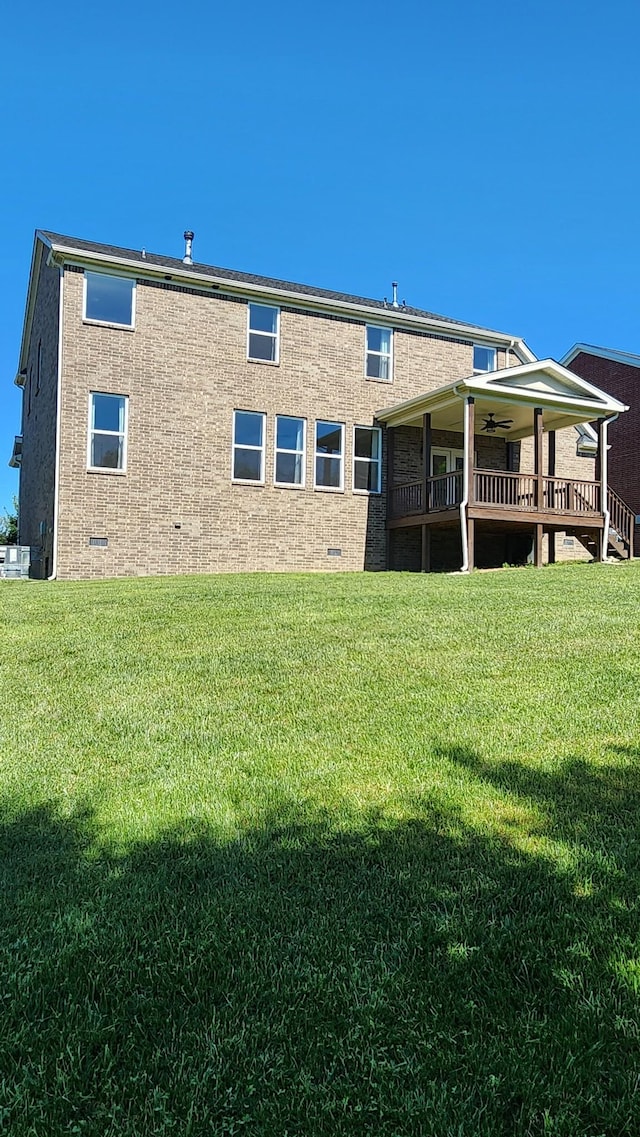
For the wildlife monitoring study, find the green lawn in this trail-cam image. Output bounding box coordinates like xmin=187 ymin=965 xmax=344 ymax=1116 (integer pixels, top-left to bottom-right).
xmin=1 ymin=563 xmax=640 ymax=1136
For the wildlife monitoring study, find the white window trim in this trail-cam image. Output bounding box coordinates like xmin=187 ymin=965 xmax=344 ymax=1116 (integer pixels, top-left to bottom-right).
xmin=83 ymin=271 xmax=137 ymax=330
xmin=365 ymin=325 xmax=393 ymax=382
xmin=274 ymin=415 xmax=306 ymax=489
xmin=247 ymin=303 xmax=280 ymax=364
xmin=472 ymin=344 xmax=497 ymax=374
xmin=87 ymin=392 xmax=128 ymax=473
xmin=232 ymin=410 xmax=266 ymax=485
xmin=353 ymin=425 xmax=382 ymax=494
xmin=314 ymin=420 xmax=345 ymax=492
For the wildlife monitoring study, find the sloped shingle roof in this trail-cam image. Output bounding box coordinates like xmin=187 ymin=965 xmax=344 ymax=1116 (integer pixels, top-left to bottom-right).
xmin=40 ymin=230 xmax=492 ymax=332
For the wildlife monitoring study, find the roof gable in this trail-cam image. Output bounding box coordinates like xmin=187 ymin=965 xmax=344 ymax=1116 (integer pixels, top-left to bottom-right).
xmin=475 ymin=359 xmax=618 ymax=407
xmin=562 ymin=343 xmax=640 ymax=371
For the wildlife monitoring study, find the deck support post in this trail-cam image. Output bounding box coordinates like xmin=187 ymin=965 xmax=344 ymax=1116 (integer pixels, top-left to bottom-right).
xmin=421 ymin=525 xmax=431 ymax=573
xmin=385 ymin=426 xmax=395 ymax=569
xmin=548 ymin=430 xmax=556 ymax=563
xmin=422 ymin=413 xmax=431 ymax=514
xmin=534 ymin=407 xmax=544 ymax=510
xmin=534 ymin=523 xmax=544 ymax=568
xmin=597 ymin=417 xmax=609 ymax=560
xmin=467 ymin=518 xmax=475 ymax=572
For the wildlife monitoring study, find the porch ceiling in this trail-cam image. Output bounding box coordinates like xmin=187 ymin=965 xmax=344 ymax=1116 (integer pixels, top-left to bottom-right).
xmin=376 ymin=358 xmax=628 ymax=440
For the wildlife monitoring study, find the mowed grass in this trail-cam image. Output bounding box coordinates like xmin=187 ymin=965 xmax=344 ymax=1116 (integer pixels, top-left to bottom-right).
xmin=1 ymin=563 xmax=640 ymax=1136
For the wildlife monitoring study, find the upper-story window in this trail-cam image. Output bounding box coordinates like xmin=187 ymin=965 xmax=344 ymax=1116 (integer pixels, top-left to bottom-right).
xmin=248 ymin=303 xmax=279 ymax=363
xmin=88 ymin=393 xmax=128 ymax=470
xmin=84 ymin=272 xmax=136 ymax=328
xmin=473 ymin=345 xmax=497 ymax=373
xmin=365 ymin=325 xmax=393 ymax=381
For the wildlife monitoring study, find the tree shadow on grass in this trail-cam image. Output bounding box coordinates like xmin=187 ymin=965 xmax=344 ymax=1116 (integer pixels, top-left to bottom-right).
xmin=1 ymin=763 xmax=639 ymax=1137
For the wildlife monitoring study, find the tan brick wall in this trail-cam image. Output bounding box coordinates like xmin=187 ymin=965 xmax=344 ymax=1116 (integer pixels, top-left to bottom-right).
xmin=18 ymin=256 xmax=60 ymax=577
xmin=54 ymin=270 xmax=507 ymax=579
xmin=519 ymin=428 xmax=596 ymax=563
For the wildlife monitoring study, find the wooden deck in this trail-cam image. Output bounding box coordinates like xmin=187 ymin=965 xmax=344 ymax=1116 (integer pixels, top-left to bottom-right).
xmin=388 ymin=469 xmax=634 ymax=558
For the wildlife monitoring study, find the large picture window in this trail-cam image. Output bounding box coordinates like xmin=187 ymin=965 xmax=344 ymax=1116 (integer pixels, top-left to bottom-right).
xmin=365 ymin=325 xmax=392 ymax=381
xmin=248 ymin=303 xmax=279 ymax=363
xmin=315 ymin=421 xmax=344 ymax=490
xmin=275 ymin=416 xmax=306 ymax=487
xmin=233 ymin=411 xmax=266 ymax=483
xmin=353 ymin=426 xmax=382 ymax=493
xmin=84 ymin=272 xmax=135 ymax=327
xmin=88 ymin=393 xmax=128 ymax=470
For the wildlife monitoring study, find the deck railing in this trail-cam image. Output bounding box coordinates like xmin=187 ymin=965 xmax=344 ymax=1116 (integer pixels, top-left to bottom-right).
xmin=390 ymin=469 xmax=605 ymax=519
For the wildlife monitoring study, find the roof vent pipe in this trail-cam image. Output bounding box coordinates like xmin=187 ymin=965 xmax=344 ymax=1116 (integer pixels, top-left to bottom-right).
xmin=391 ymin=281 xmax=399 ymax=309
xmin=183 ymin=230 xmax=194 ymax=265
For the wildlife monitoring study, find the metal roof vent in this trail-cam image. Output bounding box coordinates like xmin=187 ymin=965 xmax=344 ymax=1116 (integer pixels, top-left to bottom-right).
xmin=183 ymin=230 xmax=194 ymax=265
xmin=391 ymin=281 xmax=399 ymax=309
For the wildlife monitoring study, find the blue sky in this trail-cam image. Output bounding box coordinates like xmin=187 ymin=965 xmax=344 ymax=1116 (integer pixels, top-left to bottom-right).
xmin=2 ymin=0 xmax=640 ymax=515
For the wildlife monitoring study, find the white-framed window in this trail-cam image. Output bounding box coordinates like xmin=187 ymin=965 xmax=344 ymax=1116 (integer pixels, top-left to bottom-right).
xmin=275 ymin=415 xmax=306 ymax=487
xmin=315 ymin=420 xmax=344 ymax=490
xmin=84 ymin=272 xmax=136 ymax=328
xmin=353 ymin=426 xmax=382 ymax=493
xmin=88 ymin=393 xmax=128 ymax=471
xmin=248 ymin=303 xmax=279 ymax=363
xmin=365 ymin=325 xmax=393 ymax=381
xmin=473 ymin=344 xmax=497 ymax=373
xmin=232 ymin=410 xmax=266 ymax=483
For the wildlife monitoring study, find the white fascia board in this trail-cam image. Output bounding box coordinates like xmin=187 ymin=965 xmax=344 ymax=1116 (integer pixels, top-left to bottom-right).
xmin=561 ymin=342 xmax=640 ymax=370
xmin=44 ymin=238 xmax=528 ymax=351
xmin=376 ymin=382 xmax=463 ymax=426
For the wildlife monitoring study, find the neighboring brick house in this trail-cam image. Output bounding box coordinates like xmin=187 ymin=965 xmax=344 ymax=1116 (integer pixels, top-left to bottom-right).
xmin=9 ymin=230 xmax=631 ymax=580
xmin=562 ymin=344 xmax=640 ymax=550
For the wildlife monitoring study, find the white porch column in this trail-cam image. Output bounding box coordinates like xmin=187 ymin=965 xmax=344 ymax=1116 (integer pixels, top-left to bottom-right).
xmin=460 ymin=395 xmax=474 ymax=572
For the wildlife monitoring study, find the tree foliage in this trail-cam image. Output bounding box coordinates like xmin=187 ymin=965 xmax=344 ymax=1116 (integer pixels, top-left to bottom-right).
xmin=0 ymin=497 xmax=18 ymax=544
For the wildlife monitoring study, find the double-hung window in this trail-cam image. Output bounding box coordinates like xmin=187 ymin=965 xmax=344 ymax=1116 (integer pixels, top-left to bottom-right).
xmin=88 ymin=393 xmax=128 ymax=470
xmin=275 ymin=416 xmax=306 ymax=487
xmin=233 ymin=410 xmax=266 ymax=483
xmin=248 ymin=303 xmax=279 ymax=363
xmin=353 ymin=426 xmax=382 ymax=493
xmin=84 ymin=272 xmax=135 ymax=328
xmin=315 ymin=421 xmax=344 ymax=490
xmin=365 ymin=325 xmax=392 ymax=381
xmin=473 ymin=344 xmax=496 ymax=373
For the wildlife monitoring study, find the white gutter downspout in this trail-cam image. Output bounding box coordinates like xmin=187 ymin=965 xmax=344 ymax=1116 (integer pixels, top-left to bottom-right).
xmin=600 ymin=414 xmax=618 ymax=561
xmin=48 ymin=266 xmax=64 ymax=580
xmin=455 ymin=386 xmax=470 ymax=572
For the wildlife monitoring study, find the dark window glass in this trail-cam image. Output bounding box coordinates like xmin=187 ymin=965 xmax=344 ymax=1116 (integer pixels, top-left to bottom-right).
xmin=85 ymin=273 xmax=134 ymax=325
xmin=91 ymin=435 xmax=123 ymax=469
xmin=234 ymin=449 xmax=262 ymax=481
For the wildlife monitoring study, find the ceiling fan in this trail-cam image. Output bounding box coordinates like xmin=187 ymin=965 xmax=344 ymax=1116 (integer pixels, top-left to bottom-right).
xmin=481 ymin=412 xmax=514 ymax=433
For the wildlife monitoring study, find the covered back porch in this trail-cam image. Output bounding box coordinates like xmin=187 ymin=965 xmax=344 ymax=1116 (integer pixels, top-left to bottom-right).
xmin=377 ymin=360 xmax=632 ymax=572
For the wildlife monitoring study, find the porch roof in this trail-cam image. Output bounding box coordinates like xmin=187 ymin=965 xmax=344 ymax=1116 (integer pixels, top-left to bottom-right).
xmin=376 ymin=359 xmax=628 ymax=440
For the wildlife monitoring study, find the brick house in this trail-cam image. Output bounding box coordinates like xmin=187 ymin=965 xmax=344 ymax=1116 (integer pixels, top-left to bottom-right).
xmin=562 ymin=343 xmax=640 ymax=553
xmin=9 ymin=230 xmax=632 ymax=580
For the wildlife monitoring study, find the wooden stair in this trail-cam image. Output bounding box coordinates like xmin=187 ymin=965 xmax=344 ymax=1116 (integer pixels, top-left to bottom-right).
xmin=568 ymin=487 xmax=635 ymax=560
